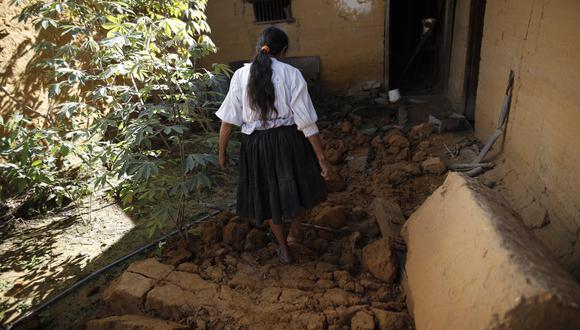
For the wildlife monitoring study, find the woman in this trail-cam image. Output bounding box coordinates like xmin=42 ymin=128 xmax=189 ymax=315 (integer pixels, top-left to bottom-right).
xmin=216 ymin=27 xmax=329 ymax=264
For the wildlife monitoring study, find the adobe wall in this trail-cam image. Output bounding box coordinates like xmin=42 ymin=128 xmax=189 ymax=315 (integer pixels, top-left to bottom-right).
xmin=446 ymin=0 xmax=471 ymax=113
xmin=403 ymin=173 xmax=580 ymax=330
xmin=202 ymin=0 xmax=386 ymax=93
xmin=475 ymin=0 xmax=580 ymax=278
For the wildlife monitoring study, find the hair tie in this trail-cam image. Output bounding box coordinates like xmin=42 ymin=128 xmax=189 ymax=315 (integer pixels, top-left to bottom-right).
xmin=260 ymin=45 xmax=270 ymax=55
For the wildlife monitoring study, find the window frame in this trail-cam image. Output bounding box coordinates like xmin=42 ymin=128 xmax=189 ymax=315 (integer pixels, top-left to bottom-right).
xmin=248 ymin=0 xmax=295 ymax=25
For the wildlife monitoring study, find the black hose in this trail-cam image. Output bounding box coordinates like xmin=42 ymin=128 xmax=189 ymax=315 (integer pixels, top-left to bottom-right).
xmin=6 ymin=208 xmax=225 ymax=330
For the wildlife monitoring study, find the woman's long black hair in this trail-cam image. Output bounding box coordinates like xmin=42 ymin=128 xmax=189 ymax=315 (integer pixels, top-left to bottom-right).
xmin=247 ymin=27 xmax=289 ymax=122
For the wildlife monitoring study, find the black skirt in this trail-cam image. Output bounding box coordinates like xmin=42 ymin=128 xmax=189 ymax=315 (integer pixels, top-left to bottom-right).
xmin=236 ymin=125 xmax=327 ymax=226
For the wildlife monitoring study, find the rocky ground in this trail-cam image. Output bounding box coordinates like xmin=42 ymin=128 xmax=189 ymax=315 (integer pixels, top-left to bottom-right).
xmin=87 ymin=98 xmax=478 ymax=330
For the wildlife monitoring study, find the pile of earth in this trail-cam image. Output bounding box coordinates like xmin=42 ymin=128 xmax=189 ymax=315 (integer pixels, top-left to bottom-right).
xmin=86 ymin=116 xmax=466 ymax=330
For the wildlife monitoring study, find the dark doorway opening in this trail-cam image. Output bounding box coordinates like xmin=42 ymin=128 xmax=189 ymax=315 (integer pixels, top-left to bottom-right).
xmin=389 ymin=0 xmax=454 ymax=94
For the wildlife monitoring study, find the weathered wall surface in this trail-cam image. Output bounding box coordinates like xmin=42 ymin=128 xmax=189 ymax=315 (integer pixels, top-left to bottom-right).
xmin=0 ymin=2 xmax=49 ymax=121
xmin=475 ymin=0 xmax=580 ymax=278
xmin=202 ymin=0 xmax=385 ymax=92
xmin=403 ymin=173 xmax=580 ymax=330
xmin=446 ymin=0 xmax=471 ymax=113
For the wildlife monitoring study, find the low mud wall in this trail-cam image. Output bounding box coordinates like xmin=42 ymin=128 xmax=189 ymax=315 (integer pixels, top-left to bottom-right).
xmin=403 ymin=172 xmax=580 ymax=330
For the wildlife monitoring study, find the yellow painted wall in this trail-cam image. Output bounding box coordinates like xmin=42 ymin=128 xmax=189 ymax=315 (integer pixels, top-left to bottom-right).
xmin=202 ymin=0 xmax=385 ymax=92
xmin=476 ymin=0 xmax=580 ymax=277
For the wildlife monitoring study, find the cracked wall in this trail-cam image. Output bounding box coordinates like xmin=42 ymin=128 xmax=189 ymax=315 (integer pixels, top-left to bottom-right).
xmin=475 ymin=0 xmax=580 ymax=279
xmin=201 ymin=0 xmax=385 ymax=92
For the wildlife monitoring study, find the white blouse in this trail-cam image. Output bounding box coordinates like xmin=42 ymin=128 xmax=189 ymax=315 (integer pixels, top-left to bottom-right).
xmin=215 ymin=58 xmax=319 ymax=137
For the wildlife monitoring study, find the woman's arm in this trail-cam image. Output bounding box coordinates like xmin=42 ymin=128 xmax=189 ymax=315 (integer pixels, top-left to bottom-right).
xmin=307 ymin=133 xmax=331 ymax=180
xmin=218 ymin=122 xmax=233 ymax=169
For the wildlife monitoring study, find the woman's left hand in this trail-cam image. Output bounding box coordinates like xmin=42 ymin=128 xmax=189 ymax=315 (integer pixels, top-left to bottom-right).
xmin=219 ymin=152 xmax=228 ymax=169
xmin=319 ymin=158 xmax=331 ymax=180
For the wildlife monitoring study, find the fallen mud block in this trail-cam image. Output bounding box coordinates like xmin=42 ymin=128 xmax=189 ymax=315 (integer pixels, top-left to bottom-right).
xmin=86 ymin=314 xmax=188 ymax=330
xmin=402 ymin=172 xmax=580 ymax=330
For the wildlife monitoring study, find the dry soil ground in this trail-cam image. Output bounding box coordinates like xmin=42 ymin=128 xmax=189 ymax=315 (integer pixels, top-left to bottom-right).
xmin=82 ymin=96 xmax=478 ymax=330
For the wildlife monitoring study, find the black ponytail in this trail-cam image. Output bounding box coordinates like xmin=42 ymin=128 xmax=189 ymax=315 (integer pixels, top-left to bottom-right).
xmin=247 ymin=27 xmax=289 ymax=123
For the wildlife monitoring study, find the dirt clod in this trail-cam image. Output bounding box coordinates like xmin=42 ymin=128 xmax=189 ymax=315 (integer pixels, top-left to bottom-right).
xmin=223 ymin=221 xmax=248 ymax=246
xmin=372 ymin=309 xmax=413 ymax=330
xmin=314 ymin=205 xmax=349 ymax=229
xmin=409 ymin=123 xmax=433 ymax=141
xmin=421 ymin=157 xmax=447 ymax=174
xmin=351 ymin=310 xmax=376 ymax=330
xmin=244 ymin=228 xmax=269 ymax=251
xmin=362 ymin=239 xmax=398 ymax=283
xmin=341 ymin=120 xmax=353 ymax=133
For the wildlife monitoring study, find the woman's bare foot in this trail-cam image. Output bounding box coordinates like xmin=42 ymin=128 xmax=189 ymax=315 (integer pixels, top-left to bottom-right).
xmin=288 ymin=215 xmax=302 ymax=246
xmin=277 ymin=245 xmax=292 ymax=264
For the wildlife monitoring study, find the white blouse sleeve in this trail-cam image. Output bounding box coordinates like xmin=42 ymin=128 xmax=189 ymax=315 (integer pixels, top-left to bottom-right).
xmin=290 ymin=70 xmax=319 ymax=137
xmin=215 ymin=71 xmax=243 ymax=126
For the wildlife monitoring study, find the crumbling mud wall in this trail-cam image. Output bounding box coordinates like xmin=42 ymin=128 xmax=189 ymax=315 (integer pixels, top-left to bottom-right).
xmin=202 ymin=0 xmax=385 ymax=93
xmin=0 ymin=2 xmax=50 ymax=122
xmin=446 ymin=0 xmax=471 ymax=113
xmin=403 ymin=173 xmax=580 ymax=330
xmin=475 ymin=0 xmax=580 ymax=278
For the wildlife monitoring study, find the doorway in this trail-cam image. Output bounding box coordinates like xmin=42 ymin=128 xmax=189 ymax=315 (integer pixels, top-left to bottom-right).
xmin=389 ymin=0 xmax=455 ymax=94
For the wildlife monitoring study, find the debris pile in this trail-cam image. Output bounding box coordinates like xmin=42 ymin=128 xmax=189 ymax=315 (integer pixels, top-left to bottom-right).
xmin=88 ymin=101 xmax=462 ymax=329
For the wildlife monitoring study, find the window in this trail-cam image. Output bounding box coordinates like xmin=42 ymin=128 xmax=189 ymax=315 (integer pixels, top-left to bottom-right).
xmin=251 ymin=0 xmax=293 ymax=24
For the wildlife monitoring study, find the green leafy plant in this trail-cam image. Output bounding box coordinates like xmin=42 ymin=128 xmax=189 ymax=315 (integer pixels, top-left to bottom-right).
xmin=4 ymin=0 xmax=231 ymax=238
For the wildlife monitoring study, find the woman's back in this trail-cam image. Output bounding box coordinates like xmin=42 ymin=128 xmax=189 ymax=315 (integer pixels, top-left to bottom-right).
xmin=218 ymin=58 xmax=319 ymax=137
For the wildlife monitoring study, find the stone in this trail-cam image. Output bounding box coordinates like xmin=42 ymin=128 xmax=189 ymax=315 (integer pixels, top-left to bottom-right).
xmin=417 ymin=140 xmax=431 ymax=150
xmin=244 ymin=228 xmax=269 ymax=251
xmin=395 ymin=148 xmax=410 ymax=161
xmin=325 ymin=171 xmax=347 ymax=193
xmin=176 ymin=262 xmax=199 ymax=273
xmin=389 ymin=163 xmax=422 ymax=184
xmin=164 ymin=247 xmax=192 ymax=266
xmin=314 ymin=205 xmax=349 ymax=229
xmin=321 ymin=288 xmax=361 ymax=307
xmin=201 ymin=222 xmax=220 ymax=244
xmin=402 ymin=172 xmax=580 ymax=330
xmin=362 ymin=239 xmax=397 ymax=283
xmin=408 ymin=123 xmax=433 ymax=141
xmin=102 ymin=271 xmax=154 ymax=314
xmin=372 ymin=310 xmax=411 ymax=330
xmin=86 ymin=314 xmax=189 ymax=330
xmin=412 ymin=150 xmax=428 ymax=162
xmin=333 ymin=270 xmax=353 ymax=289
xmin=371 ymin=136 xmax=383 ymax=149
xmin=223 ymin=222 xmax=248 ymax=246
xmin=351 ymin=310 xmax=375 ymax=330
xmin=371 ymin=198 xmax=405 ymax=242
xmin=384 ymin=133 xmax=410 ymax=149
xmin=326 ymin=141 xmax=346 ymax=165
xmin=353 ymin=132 xmax=369 ymax=147
xmin=347 ymin=148 xmax=369 ymax=172
xmin=127 ymin=258 xmax=173 ymax=280
xmin=421 ymin=157 xmax=447 ymax=174
xmin=353 ymin=218 xmax=380 ymax=239
xmin=341 ymin=120 xmax=353 ymax=133
xmin=300 ymin=312 xmax=326 ymax=330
